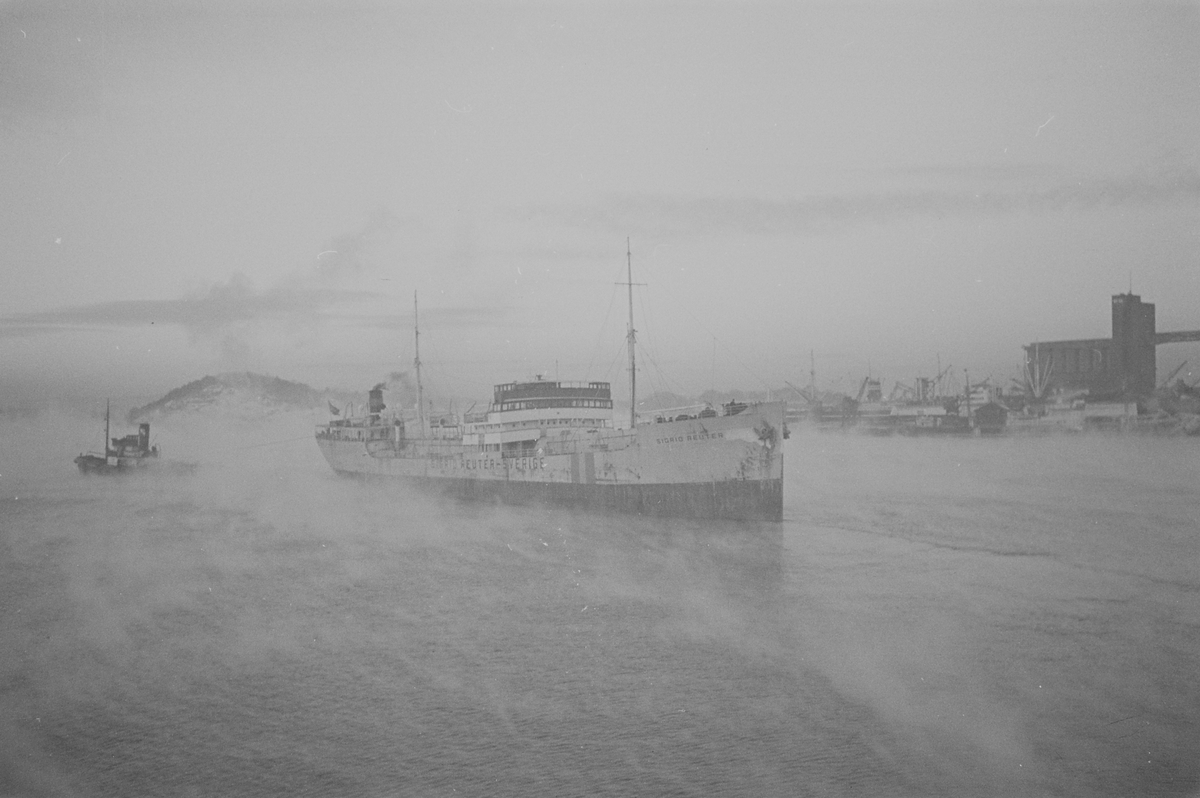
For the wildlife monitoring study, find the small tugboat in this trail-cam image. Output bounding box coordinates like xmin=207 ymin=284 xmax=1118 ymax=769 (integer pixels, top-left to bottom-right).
xmin=74 ymin=401 xmax=160 ymax=474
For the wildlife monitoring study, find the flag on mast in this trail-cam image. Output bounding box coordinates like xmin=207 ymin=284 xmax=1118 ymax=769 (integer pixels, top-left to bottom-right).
xmin=328 ymin=400 xmax=341 ymax=416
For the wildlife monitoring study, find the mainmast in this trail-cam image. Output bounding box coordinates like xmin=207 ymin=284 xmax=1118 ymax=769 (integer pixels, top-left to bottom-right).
xmin=104 ymin=399 xmax=111 ymax=456
xmin=625 ymin=239 xmax=637 ymax=430
xmin=810 ymin=349 xmax=816 ymax=403
xmin=414 ymin=291 xmax=425 ymax=435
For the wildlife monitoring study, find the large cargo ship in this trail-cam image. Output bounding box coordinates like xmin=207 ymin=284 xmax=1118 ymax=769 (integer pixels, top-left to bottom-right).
xmin=315 ymin=248 xmax=785 ymax=521
xmin=317 ymin=380 xmax=784 ymax=521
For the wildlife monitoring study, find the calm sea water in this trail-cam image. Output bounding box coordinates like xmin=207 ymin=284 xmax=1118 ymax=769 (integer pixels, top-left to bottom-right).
xmin=2 ymin=410 xmax=1198 ymax=797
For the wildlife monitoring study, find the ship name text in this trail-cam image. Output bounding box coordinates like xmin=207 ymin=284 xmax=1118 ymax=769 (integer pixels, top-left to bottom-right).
xmin=442 ymin=456 xmax=547 ymax=472
xmin=655 ymin=432 xmax=725 ymax=445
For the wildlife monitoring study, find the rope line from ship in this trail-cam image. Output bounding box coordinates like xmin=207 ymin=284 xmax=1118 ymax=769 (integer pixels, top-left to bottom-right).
xmin=578 ymin=262 xmax=777 ymax=414
xmin=633 ymin=288 xmax=688 ymax=401
xmin=585 ymin=262 xmax=684 ymax=402
xmin=584 ymin=280 xmax=622 ymax=379
xmin=651 ymin=283 xmax=774 ymax=395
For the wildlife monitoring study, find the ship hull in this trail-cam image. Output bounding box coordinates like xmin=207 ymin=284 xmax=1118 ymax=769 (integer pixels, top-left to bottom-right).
xmin=317 ymin=403 xmax=786 ymax=522
xmin=74 ymin=454 xmax=158 ymax=474
xmin=74 ymin=455 xmax=115 ymax=474
xmin=330 ymin=472 xmax=783 ymax=522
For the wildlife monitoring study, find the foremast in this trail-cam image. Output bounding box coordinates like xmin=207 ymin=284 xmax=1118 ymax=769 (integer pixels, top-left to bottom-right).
xmin=414 ymin=291 xmax=425 ymax=437
xmin=625 ymin=239 xmax=637 ymax=430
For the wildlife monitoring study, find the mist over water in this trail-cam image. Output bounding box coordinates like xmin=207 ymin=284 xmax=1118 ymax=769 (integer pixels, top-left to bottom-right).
xmin=2 ymin=410 xmax=1198 ymax=796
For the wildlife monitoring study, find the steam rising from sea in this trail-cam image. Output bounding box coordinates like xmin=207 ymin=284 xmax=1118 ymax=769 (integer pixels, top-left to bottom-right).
xmin=2 ymin=408 xmax=1198 ymax=796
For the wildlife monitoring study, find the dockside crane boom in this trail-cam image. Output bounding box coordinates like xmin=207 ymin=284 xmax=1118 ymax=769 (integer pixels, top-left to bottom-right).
xmin=1160 ymin=361 xmax=1188 ymax=389
xmin=785 ymin=380 xmax=815 ymax=404
xmin=855 ymin=376 xmax=871 ymax=403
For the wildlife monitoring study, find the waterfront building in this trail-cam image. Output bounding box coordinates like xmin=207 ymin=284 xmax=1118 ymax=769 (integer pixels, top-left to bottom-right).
xmin=1024 ymin=293 xmax=1200 ymax=398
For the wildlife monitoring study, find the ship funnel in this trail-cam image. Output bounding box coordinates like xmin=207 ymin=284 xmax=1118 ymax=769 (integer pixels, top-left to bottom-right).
xmin=138 ymin=423 xmax=150 ymax=450
xmin=368 ymin=386 xmax=386 ymax=418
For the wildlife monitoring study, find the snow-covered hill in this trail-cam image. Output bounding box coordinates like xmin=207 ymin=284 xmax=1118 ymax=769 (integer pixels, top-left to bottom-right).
xmin=127 ymin=372 xmax=332 ymax=421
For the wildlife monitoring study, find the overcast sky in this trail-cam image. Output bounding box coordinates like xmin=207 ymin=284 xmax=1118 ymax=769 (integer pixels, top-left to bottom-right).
xmin=2 ymin=0 xmax=1198 ymax=405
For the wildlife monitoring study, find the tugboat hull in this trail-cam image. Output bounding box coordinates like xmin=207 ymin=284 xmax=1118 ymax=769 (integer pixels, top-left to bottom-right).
xmin=73 ymin=453 xmax=158 ymax=474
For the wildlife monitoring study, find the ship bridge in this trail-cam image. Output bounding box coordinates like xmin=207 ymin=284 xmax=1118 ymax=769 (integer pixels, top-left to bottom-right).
xmin=462 ymin=378 xmax=615 ymax=452
xmin=491 ymin=379 xmax=612 ymax=411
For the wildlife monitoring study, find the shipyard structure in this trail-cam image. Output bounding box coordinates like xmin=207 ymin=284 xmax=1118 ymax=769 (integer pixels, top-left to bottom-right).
xmin=1025 ymin=293 xmax=1200 ymax=398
